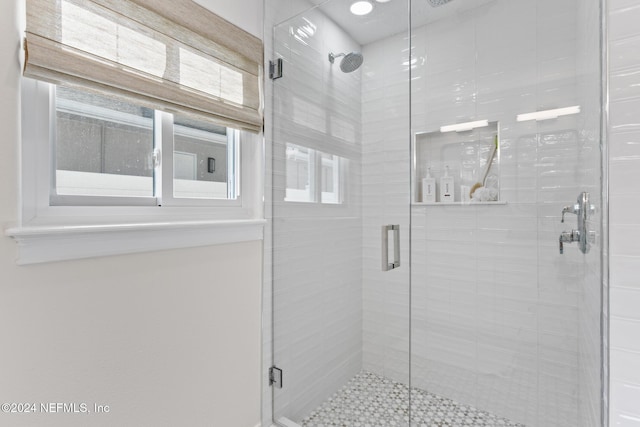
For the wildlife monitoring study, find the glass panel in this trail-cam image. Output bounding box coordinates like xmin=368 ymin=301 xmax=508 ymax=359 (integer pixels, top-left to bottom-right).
xmin=270 ymin=0 xmax=410 ymax=425
xmin=410 ymin=1 xmax=603 ymax=426
xmin=172 ymin=115 xmax=233 ymax=200
xmin=270 ymin=0 xmax=603 ymax=426
xmin=55 ymin=86 xmax=154 ymax=198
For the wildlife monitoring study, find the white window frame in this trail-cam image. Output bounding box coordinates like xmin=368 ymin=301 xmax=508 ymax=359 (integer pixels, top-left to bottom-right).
xmin=51 ymin=85 xmax=241 ymax=207
xmin=6 ymin=79 xmax=265 ymax=265
xmin=156 ymin=110 xmax=241 ymax=207
xmin=50 ymin=88 xmax=157 ymax=206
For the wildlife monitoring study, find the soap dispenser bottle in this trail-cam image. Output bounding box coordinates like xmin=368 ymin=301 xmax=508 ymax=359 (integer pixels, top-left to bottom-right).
xmin=440 ymin=165 xmax=455 ymax=203
xmin=421 ymin=167 xmax=436 ymax=203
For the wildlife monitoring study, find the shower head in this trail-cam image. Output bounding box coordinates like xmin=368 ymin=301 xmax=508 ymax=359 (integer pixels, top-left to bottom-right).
xmin=428 ymin=0 xmax=453 ymax=6
xmin=328 ymin=52 xmax=364 ymax=73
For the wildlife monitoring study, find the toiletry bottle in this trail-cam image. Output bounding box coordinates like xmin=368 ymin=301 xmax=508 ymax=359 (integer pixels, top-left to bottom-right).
xmin=421 ymin=167 xmax=436 ymax=203
xmin=440 ymin=165 xmax=455 ymax=203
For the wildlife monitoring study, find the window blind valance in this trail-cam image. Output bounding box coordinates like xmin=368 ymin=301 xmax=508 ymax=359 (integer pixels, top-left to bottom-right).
xmin=24 ymin=0 xmax=264 ymax=133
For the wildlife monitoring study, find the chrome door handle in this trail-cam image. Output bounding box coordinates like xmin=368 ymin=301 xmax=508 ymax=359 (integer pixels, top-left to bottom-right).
xmin=382 ymin=225 xmax=400 ymax=271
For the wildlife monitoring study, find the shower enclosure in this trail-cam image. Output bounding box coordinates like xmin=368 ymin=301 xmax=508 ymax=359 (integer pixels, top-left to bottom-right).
xmin=267 ymin=0 xmax=606 ymax=426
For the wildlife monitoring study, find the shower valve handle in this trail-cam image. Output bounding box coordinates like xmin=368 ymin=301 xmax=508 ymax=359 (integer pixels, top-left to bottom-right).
xmin=559 ymin=230 xmax=580 ymax=254
xmin=561 ymin=204 xmax=580 ymax=223
xmin=559 ymin=192 xmax=596 ymax=254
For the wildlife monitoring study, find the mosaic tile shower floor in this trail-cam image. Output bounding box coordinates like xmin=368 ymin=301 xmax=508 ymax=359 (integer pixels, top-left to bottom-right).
xmin=300 ymin=371 xmax=526 ymax=427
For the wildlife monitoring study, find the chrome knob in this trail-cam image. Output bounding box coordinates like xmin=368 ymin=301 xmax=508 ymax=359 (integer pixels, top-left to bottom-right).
xmin=559 ymin=230 xmax=580 ymax=254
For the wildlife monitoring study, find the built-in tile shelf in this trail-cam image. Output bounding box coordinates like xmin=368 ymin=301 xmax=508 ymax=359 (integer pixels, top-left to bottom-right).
xmin=414 ymin=122 xmax=501 ymax=204
xmin=412 ymin=201 xmax=507 ymax=206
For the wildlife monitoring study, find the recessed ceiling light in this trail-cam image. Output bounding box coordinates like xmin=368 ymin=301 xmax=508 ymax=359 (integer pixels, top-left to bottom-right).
xmin=375 ymin=0 xmax=391 ymax=3
xmin=350 ymin=1 xmax=373 ymax=15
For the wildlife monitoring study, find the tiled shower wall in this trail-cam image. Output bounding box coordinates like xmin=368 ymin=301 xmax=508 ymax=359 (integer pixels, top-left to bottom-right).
xmin=608 ymin=0 xmax=640 ymax=425
xmin=265 ymin=0 xmax=608 ymax=426
xmin=362 ymin=1 xmax=602 ymax=426
xmin=360 ymin=32 xmax=411 ymax=388
xmin=262 ymin=1 xmax=640 ymax=426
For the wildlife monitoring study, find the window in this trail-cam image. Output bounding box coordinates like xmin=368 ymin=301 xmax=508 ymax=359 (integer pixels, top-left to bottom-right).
xmin=53 ymin=86 xmax=239 ymax=205
xmin=8 ymin=78 xmax=263 ymax=265
xmin=9 ymin=0 xmax=265 ymax=264
xmin=54 ymin=87 xmax=155 ymax=199
xmin=285 ymin=143 xmax=345 ymax=204
xmin=172 ymin=115 xmax=237 ymax=201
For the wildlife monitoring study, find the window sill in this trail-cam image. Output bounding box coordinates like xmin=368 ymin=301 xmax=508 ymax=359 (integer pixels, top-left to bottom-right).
xmin=5 ymin=219 xmax=266 ymax=265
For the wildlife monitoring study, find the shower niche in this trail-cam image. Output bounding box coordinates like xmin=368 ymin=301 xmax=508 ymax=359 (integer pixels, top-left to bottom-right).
xmin=413 ymin=121 xmax=504 ymax=205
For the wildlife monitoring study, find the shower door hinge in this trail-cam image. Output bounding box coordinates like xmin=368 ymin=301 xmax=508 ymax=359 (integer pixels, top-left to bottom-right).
xmin=269 ymin=366 xmax=283 ymax=388
xmin=269 ymin=58 xmax=283 ymax=80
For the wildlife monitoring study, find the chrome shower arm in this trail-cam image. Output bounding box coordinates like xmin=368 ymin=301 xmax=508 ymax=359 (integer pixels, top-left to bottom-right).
xmin=328 ymin=52 xmax=345 ymax=63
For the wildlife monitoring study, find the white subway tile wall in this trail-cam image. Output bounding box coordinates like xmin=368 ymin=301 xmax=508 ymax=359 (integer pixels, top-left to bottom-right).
xmin=261 ymin=0 xmax=628 ymax=426
xmin=360 ymin=28 xmax=412 ymax=390
xmin=362 ymin=0 xmax=602 ymax=426
xmin=609 ymin=0 xmax=640 ymax=425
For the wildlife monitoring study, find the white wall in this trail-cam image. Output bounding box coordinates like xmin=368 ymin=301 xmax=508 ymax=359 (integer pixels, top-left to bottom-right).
xmin=194 ymin=0 xmax=264 ymax=40
xmin=608 ymin=0 xmax=640 ymax=426
xmin=0 ymin=1 xmax=263 ymax=426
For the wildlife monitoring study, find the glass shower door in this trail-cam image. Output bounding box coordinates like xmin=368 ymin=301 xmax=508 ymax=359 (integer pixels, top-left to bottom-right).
xmin=269 ymin=1 xmax=411 ymax=425
xmin=409 ymin=1 xmax=605 ymax=426
xmin=268 ymin=0 xmax=604 ymax=426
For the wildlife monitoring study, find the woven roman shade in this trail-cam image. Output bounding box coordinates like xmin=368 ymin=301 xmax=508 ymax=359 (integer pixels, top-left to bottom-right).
xmin=24 ymin=0 xmax=263 ymax=133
